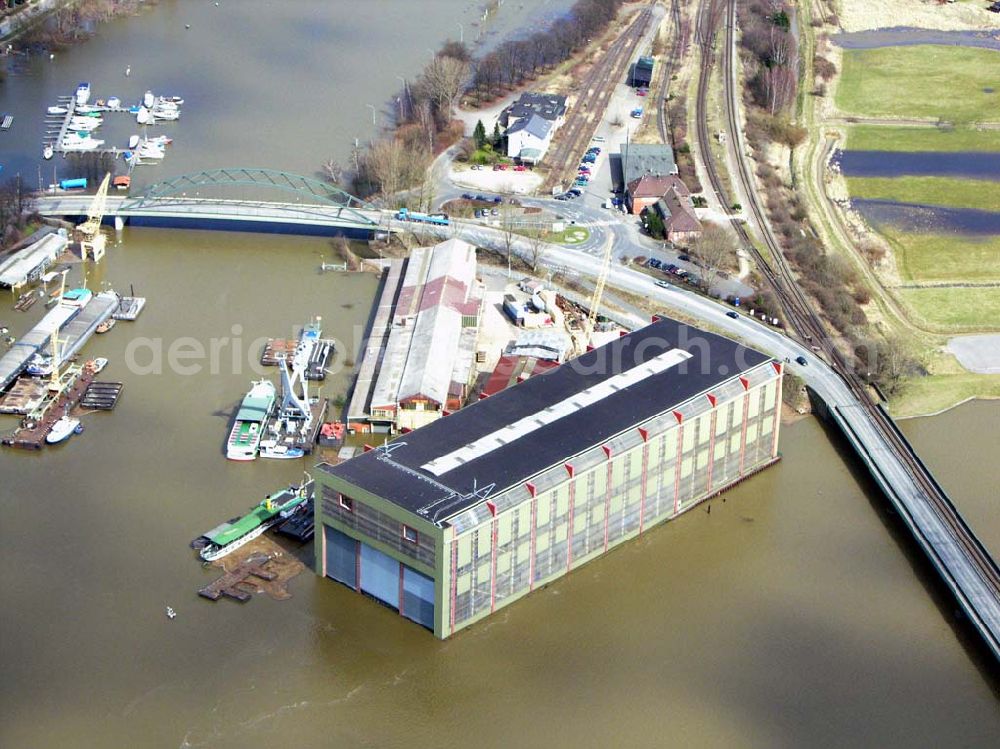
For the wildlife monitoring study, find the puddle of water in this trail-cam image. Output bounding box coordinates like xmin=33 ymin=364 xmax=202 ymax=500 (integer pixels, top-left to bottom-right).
xmin=853 ymin=199 xmax=1000 ymax=235
xmin=835 ymin=150 xmax=1000 ymax=181
xmin=833 ymin=27 xmax=1000 ymax=51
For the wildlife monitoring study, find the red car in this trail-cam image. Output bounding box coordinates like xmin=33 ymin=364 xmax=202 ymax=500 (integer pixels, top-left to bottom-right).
xmin=513 ymin=165 xmax=527 ymax=172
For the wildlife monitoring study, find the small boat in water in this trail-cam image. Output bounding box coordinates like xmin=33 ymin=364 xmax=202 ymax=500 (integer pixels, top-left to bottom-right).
xmin=166 ymin=606 xmax=176 ymax=619
xmin=143 ymin=90 xmax=155 ymax=108
xmin=75 ymin=82 xmax=91 ymax=105
xmin=74 ymin=104 xmax=101 ymax=114
xmin=26 ymin=354 xmax=53 ymax=377
xmin=85 ymin=357 xmax=108 ymax=374
xmin=128 ymin=134 xmax=140 ymax=149
xmin=47 ymin=105 xmax=67 ymax=115
xmin=43 ymin=144 xmax=54 ymax=160
xmin=106 ymin=96 xmax=121 ymax=109
xmin=46 ymin=415 xmax=81 ymax=444
xmin=258 ymin=440 xmax=305 ymax=460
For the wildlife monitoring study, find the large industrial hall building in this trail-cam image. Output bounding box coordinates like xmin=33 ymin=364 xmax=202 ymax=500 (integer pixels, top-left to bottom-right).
xmin=316 ymin=317 xmax=784 ymax=637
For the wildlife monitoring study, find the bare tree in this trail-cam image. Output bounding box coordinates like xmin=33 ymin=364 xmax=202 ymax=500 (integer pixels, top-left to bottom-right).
xmin=688 ymin=221 xmax=736 ymax=291
xmin=526 ymin=231 xmax=547 ymax=273
xmin=422 ymin=55 xmax=470 ymax=119
xmin=321 ymin=158 xmax=344 ymax=184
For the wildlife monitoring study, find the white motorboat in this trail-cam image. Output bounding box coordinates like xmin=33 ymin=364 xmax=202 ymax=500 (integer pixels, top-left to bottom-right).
xmin=75 ymin=82 xmax=91 ymax=105
xmin=128 ymin=134 xmax=140 ymax=149
xmin=69 ymin=119 xmax=101 ymax=132
xmin=143 ymin=90 xmax=155 ymax=108
xmin=43 ymin=144 xmax=54 ymax=160
xmin=258 ymin=440 xmax=305 ymax=460
xmin=166 ymin=607 xmax=176 ymax=620
xmin=151 ymin=107 xmax=179 ymax=121
xmin=46 ymin=415 xmax=80 ymax=444
xmin=154 ymin=98 xmax=179 ymax=111
xmin=61 ymin=136 xmax=104 ymax=151
xmin=106 ymin=96 xmax=121 ymax=109
xmin=85 ymin=357 xmax=109 ymax=374
xmin=74 ymin=104 xmax=101 ymax=114
xmin=146 ymin=135 xmax=172 ymax=146
xmin=136 ymin=141 xmax=166 ymax=160
xmin=159 ymin=96 xmax=184 ymax=105
xmin=47 ymin=106 xmax=68 ymax=115
xmin=136 ymin=106 xmax=152 ymax=125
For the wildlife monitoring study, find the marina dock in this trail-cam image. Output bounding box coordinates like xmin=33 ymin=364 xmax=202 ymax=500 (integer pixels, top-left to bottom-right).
xmin=80 ymin=381 xmax=123 ymax=411
xmin=1 ymin=366 xmax=93 ymax=450
xmin=112 ymin=296 xmax=146 ymax=321
xmin=198 ymin=553 xmax=276 ymax=602
xmin=0 ymin=233 xmax=67 ymax=290
xmin=0 ymin=291 xmax=116 ymax=392
xmin=346 ymin=259 xmax=405 ymax=427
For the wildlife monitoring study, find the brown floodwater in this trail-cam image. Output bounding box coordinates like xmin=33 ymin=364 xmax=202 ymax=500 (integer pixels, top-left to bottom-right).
xmin=0 ymin=228 xmax=998 ymax=747
xmin=2 ymin=0 xmax=999 ymax=745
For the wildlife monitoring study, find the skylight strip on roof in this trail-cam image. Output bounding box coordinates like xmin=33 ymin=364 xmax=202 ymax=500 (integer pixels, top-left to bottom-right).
xmin=421 ymin=348 xmax=692 ymax=476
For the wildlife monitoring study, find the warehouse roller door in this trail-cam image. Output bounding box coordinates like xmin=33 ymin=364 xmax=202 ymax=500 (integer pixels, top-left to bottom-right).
xmin=401 ymin=566 xmax=435 ymax=630
xmin=324 ymin=526 xmax=358 ymax=589
xmin=360 ymin=542 xmax=400 ymax=609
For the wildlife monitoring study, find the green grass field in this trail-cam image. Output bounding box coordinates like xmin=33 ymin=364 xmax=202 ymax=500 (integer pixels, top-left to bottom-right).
xmin=846 ymin=125 xmax=1000 ymax=153
xmin=837 ymin=46 xmax=1000 ymax=124
xmin=900 ymin=286 xmax=1000 ymax=328
xmin=892 ymin=373 xmax=1000 ymax=418
xmin=847 ymin=176 xmax=1000 ymax=213
xmin=881 ymin=229 xmax=1000 ymax=283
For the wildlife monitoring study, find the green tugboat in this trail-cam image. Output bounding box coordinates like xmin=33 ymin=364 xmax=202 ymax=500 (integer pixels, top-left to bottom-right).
xmin=191 ymin=479 xmax=312 ymax=561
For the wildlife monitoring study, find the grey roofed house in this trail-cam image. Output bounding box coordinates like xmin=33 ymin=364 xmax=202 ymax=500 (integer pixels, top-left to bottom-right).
xmin=504 ymin=92 xmax=567 ymax=124
xmin=506 ymin=113 xmax=552 ymax=141
xmin=619 ymin=142 xmax=678 ymax=187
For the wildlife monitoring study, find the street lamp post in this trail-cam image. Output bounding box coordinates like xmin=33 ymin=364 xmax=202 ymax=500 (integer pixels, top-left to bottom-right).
xmin=366 ymin=104 xmax=377 ymax=127
xmin=457 ymin=22 xmax=463 ymax=44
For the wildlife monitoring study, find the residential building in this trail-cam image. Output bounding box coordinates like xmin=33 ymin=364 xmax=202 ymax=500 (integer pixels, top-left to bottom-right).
xmin=503 ymin=92 xmax=567 ymax=163
xmin=619 ymin=141 xmax=678 ymax=190
xmin=625 ymin=173 xmax=689 ymax=216
xmin=316 ymin=317 xmax=783 ymax=637
xmin=654 ymin=187 xmax=702 ymax=243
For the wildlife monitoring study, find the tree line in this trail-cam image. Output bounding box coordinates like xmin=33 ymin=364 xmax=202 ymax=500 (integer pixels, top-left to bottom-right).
xmin=471 ymin=0 xmax=623 ymax=101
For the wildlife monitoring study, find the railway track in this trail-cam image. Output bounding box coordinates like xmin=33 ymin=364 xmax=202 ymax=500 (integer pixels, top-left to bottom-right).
xmin=655 ymin=0 xmax=684 ymax=145
xmin=544 ymin=4 xmax=655 ymax=191
xmin=694 ymin=0 xmax=1000 ymax=602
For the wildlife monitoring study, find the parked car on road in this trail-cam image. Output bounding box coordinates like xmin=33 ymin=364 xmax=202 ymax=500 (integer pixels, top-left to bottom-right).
xmin=725 ymin=311 xmax=739 ymax=319
xmin=655 ymin=280 xmax=671 ymax=288
xmin=678 ymin=253 xmax=690 ymax=261
xmin=795 ymin=355 xmax=808 ymax=366
xmin=492 ymin=196 xmax=502 ymax=203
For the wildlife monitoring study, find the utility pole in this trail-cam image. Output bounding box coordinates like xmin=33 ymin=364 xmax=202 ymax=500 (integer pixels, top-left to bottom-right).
xmin=457 ymin=22 xmax=463 ymax=44
xmin=366 ymin=104 xmax=377 ymax=127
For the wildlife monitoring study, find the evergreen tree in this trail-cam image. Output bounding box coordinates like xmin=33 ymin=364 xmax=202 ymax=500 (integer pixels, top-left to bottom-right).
xmin=492 ymin=122 xmax=502 ymax=148
xmin=473 ymin=120 xmax=487 ymax=149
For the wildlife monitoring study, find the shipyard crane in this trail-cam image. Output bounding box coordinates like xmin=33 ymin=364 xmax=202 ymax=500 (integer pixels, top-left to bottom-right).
xmin=582 ymin=232 xmax=615 ymax=350
xmin=77 ymin=172 xmax=111 ymax=262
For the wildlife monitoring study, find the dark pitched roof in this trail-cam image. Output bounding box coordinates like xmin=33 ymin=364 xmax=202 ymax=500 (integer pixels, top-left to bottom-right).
xmin=320 ymin=317 xmax=769 ymax=523
xmin=507 ymin=92 xmax=567 ymax=122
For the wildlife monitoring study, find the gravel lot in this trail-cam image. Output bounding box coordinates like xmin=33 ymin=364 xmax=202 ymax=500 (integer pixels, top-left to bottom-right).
xmin=946 ymin=334 xmax=1000 ymax=374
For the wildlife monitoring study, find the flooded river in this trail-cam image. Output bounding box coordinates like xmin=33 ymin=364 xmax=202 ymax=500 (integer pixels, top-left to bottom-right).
xmin=2 ymin=2 xmax=1000 ymax=747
